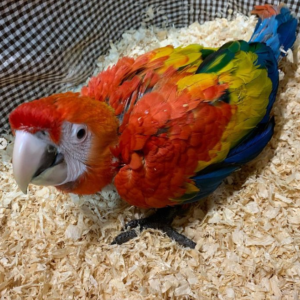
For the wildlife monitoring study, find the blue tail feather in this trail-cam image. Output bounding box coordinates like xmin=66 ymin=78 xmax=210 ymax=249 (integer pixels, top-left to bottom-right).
xmin=249 ymin=5 xmax=297 ymax=122
xmin=250 ymin=5 xmax=298 ymax=60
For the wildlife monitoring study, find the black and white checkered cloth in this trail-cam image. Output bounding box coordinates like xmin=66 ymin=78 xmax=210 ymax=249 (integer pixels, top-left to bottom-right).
xmin=1 ymin=0 xmax=299 ymax=133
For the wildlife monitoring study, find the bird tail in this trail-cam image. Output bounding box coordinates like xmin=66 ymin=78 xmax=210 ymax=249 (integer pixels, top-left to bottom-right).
xmin=250 ymin=4 xmax=298 ymax=60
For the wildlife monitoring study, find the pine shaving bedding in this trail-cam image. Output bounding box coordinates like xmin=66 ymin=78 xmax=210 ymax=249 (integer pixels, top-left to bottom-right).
xmin=1 ymin=14 xmax=300 ymax=299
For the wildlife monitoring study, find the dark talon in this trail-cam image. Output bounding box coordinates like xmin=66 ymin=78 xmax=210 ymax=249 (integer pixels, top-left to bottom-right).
xmin=123 ymin=218 xmax=147 ymax=230
xmin=163 ymin=226 xmax=196 ymax=248
xmin=111 ymin=230 xmax=138 ymax=245
xmin=111 ymin=206 xmax=196 ymax=248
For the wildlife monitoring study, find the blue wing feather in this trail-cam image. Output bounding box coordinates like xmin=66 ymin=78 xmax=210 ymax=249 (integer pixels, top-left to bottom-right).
xmin=224 ymin=118 xmax=274 ymax=164
xmin=187 ymin=118 xmax=275 ymax=203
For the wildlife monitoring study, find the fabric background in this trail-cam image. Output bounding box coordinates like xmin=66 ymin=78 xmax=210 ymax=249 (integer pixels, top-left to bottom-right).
xmin=1 ymin=0 xmax=299 ymax=133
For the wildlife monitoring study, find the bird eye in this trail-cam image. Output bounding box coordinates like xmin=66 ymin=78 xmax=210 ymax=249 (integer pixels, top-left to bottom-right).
xmin=71 ymin=124 xmax=88 ymax=142
xmin=77 ymin=128 xmax=86 ymax=140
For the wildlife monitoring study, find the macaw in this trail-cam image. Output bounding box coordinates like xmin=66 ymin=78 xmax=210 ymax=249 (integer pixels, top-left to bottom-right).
xmin=9 ymin=4 xmax=297 ymax=248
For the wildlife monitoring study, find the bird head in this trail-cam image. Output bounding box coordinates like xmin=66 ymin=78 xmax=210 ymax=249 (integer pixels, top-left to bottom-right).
xmin=9 ymin=92 xmax=119 ymax=194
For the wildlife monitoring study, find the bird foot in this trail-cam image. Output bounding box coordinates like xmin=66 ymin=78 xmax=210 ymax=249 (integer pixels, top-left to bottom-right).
xmin=111 ymin=207 xmax=196 ymax=248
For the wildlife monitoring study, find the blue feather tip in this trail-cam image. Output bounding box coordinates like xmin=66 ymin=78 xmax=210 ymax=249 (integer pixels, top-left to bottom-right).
xmin=250 ymin=4 xmax=298 ymax=60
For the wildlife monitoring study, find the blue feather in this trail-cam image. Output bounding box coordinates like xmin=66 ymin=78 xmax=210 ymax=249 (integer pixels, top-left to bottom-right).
xmin=188 ymin=118 xmax=275 ymax=203
xmin=250 ymin=5 xmax=298 ymax=60
xmin=224 ymin=118 xmax=275 ymax=164
xmin=186 ymin=166 xmax=239 ymax=203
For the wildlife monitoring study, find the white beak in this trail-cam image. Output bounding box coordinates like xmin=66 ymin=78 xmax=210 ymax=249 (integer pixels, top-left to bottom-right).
xmin=12 ymin=130 xmax=68 ymax=194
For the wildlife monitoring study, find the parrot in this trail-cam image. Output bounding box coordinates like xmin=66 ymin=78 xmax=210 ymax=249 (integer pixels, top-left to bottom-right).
xmin=9 ymin=4 xmax=297 ymax=248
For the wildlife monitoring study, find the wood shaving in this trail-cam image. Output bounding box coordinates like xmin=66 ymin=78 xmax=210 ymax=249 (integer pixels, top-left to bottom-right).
xmin=1 ymin=14 xmax=300 ymax=299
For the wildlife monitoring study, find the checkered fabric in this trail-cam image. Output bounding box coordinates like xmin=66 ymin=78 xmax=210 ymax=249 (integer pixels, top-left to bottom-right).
xmin=1 ymin=0 xmax=299 ymax=133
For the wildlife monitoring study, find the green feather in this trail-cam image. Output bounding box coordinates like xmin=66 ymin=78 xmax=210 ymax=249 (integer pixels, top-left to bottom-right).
xmin=196 ymin=41 xmax=251 ymax=74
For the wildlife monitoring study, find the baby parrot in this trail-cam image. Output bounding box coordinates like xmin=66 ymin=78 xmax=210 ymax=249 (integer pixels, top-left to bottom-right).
xmin=9 ymin=4 xmax=297 ymax=247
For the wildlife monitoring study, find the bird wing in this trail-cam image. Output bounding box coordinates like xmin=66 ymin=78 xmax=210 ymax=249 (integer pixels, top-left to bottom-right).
xmin=113 ymin=41 xmax=277 ymax=208
xmin=81 ymin=44 xmax=216 ymax=116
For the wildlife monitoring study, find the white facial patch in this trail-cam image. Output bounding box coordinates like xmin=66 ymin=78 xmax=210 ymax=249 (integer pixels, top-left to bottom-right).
xmin=57 ymin=122 xmax=92 ymax=185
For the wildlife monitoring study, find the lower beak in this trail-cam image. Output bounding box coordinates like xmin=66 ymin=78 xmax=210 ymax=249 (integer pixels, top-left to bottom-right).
xmin=12 ymin=130 xmax=68 ymax=194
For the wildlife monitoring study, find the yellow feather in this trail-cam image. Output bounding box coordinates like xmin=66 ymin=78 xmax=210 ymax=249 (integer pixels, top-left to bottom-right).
xmin=196 ymin=142 xmax=231 ymax=172
xmin=173 ymin=44 xmax=204 ymax=54
xmin=151 ymin=44 xmax=207 ymax=74
xmin=177 ymin=73 xmax=217 ymax=91
xmin=214 ymin=50 xmax=272 ymax=147
xmin=151 ymin=45 xmax=174 ymax=60
xmin=170 ymin=181 xmax=200 ymax=203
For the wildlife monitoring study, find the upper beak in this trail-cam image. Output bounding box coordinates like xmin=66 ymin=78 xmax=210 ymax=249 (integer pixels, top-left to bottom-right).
xmin=12 ymin=130 xmax=67 ymax=194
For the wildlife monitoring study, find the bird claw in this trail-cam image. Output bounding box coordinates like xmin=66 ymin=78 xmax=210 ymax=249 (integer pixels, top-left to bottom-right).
xmin=111 ymin=208 xmax=196 ymax=248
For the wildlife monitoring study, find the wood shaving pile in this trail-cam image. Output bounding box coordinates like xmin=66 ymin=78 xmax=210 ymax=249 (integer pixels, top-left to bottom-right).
xmin=1 ymin=14 xmax=300 ymax=299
